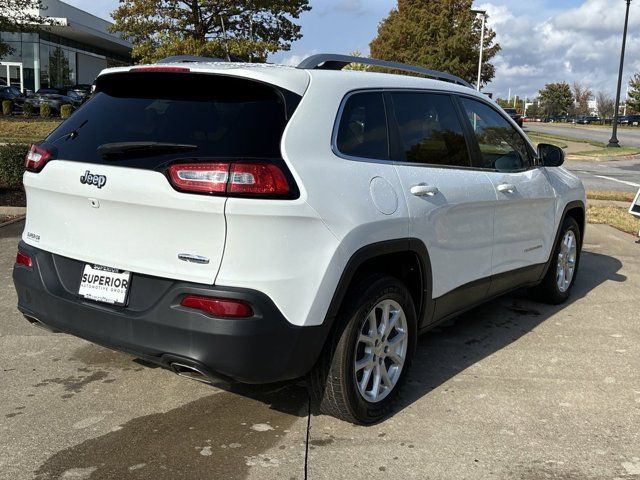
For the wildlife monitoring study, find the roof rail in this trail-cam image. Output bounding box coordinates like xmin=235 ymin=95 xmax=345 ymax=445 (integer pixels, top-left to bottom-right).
xmin=157 ymin=55 xmax=228 ymax=64
xmin=296 ymin=54 xmax=473 ymax=88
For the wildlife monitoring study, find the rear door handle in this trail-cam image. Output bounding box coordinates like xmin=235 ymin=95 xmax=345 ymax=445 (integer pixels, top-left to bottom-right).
xmin=497 ymin=183 xmax=517 ymax=193
xmin=410 ymin=184 xmax=439 ymax=197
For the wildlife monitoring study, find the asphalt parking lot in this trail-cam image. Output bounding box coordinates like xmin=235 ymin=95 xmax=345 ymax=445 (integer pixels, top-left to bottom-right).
xmin=524 ymin=124 xmax=640 ymax=194
xmin=1 ymin=219 xmax=639 ymax=480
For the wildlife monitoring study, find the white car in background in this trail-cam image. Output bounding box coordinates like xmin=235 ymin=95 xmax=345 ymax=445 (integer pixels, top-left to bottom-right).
xmin=13 ymin=54 xmax=586 ymax=424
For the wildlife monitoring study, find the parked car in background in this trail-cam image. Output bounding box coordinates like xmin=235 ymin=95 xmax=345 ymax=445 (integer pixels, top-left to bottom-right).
xmin=24 ymin=87 xmax=83 ymax=114
xmin=0 ymin=85 xmax=26 ymax=110
xmin=575 ymin=116 xmax=600 ymax=125
xmin=503 ymin=107 xmax=523 ymax=127
xmin=71 ymin=84 xmax=93 ymax=102
xmin=545 ymin=115 xmax=570 ymax=123
xmin=619 ymin=114 xmax=640 ymax=126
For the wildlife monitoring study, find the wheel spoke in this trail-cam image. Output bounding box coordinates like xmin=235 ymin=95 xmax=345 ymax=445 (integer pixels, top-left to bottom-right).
xmin=358 ymin=332 xmax=375 ymax=346
xmin=359 ymin=366 xmax=373 ymax=392
xmin=379 ymin=362 xmax=393 ymax=388
xmin=366 ymin=311 xmax=377 ymax=338
xmin=387 ymin=331 xmax=405 ymax=347
xmin=384 ymin=311 xmax=399 ymax=337
xmin=355 ymin=354 xmax=373 ymax=372
xmin=371 ymin=364 xmax=382 ymax=399
xmin=388 ymin=351 xmax=404 ymax=366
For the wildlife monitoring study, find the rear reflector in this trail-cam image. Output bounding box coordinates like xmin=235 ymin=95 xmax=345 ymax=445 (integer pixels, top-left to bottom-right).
xmin=25 ymin=144 xmax=54 ymax=172
xmin=168 ymin=161 xmax=291 ymax=197
xmin=16 ymin=251 xmax=32 ymax=268
xmin=130 ymin=66 xmax=191 ymax=73
xmin=180 ymin=295 xmax=253 ymax=318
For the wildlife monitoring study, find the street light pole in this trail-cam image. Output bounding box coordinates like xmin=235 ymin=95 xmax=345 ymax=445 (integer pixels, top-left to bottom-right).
xmin=472 ymin=9 xmax=487 ymax=92
xmin=608 ymin=0 xmax=632 ymax=148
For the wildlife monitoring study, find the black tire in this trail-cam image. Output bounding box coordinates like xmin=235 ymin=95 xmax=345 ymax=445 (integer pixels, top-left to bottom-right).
xmin=309 ymin=275 xmax=417 ymax=424
xmin=530 ymin=216 xmax=581 ymax=304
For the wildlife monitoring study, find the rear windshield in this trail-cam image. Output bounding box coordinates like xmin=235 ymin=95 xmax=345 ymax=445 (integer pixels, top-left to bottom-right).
xmin=46 ymin=72 xmax=299 ymax=168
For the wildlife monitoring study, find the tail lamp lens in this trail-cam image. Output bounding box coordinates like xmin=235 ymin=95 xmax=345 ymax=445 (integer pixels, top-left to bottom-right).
xmin=180 ymin=295 xmax=253 ymax=318
xmin=16 ymin=251 xmax=32 ymax=267
xmin=25 ymin=144 xmax=53 ymax=172
xmin=229 ymin=163 xmax=290 ymax=195
xmin=168 ymin=163 xmax=230 ymax=194
xmin=168 ymin=162 xmax=290 ymax=197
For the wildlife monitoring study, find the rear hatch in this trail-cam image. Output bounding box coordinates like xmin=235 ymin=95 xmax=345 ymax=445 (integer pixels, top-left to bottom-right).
xmin=22 ymin=69 xmax=301 ymax=285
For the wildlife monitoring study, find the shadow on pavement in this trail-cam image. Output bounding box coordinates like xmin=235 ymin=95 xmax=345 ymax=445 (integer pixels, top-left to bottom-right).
xmin=394 ymin=250 xmax=625 ymax=414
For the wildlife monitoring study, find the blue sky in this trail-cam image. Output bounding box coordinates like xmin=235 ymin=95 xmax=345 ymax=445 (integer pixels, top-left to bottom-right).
xmin=65 ymin=0 xmax=639 ymax=100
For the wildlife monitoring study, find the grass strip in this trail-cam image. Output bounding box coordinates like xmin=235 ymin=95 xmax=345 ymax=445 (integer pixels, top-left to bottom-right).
xmin=587 ymin=205 xmax=640 ymax=236
xmin=587 ymin=190 xmax=636 ymax=202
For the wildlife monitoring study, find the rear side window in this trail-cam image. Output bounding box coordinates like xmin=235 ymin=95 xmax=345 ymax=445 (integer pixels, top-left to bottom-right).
xmin=336 ymin=92 xmax=389 ymax=160
xmin=45 ymin=72 xmax=298 ymax=168
xmin=390 ymin=92 xmax=470 ymax=167
xmin=459 ymin=97 xmax=531 ymax=171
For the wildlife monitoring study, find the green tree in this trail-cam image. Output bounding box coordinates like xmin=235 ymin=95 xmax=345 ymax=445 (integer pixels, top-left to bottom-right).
xmin=48 ymin=46 xmax=72 ymax=86
xmin=539 ymin=82 xmax=573 ymax=117
xmin=369 ymin=0 xmax=500 ymax=87
xmin=110 ymin=0 xmax=310 ymax=64
xmin=0 ymin=0 xmax=45 ymax=59
xmin=628 ymin=73 xmax=640 ymax=114
xmin=572 ymin=82 xmax=592 ymax=117
xmin=344 ymin=50 xmax=369 ymax=71
xmin=526 ymin=100 xmax=542 ymax=119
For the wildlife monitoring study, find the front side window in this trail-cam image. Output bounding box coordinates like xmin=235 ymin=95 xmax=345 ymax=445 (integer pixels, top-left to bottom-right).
xmin=460 ymin=97 xmax=531 ymax=171
xmin=336 ymin=92 xmax=389 ymax=160
xmin=390 ymin=92 xmax=470 ymax=167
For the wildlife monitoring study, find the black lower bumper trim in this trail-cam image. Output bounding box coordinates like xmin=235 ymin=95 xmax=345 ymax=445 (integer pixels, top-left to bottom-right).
xmin=12 ymin=241 xmax=328 ymax=384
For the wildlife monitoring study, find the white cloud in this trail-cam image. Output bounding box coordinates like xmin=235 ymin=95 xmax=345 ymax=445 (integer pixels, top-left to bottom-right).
xmin=481 ymin=0 xmax=640 ymax=100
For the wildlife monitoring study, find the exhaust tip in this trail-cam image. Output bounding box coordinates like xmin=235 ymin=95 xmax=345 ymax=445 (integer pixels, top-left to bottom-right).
xmin=170 ymin=362 xmax=214 ymax=385
xmin=22 ymin=314 xmax=58 ymax=332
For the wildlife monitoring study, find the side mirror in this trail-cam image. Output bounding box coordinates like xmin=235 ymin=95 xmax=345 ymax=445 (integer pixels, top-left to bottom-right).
xmin=538 ymin=143 xmax=565 ymax=167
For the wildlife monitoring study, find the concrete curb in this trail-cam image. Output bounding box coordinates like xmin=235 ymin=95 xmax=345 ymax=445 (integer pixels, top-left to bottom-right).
xmin=0 ymin=206 xmax=26 ymax=215
xmin=0 ymin=216 xmax=25 ymax=229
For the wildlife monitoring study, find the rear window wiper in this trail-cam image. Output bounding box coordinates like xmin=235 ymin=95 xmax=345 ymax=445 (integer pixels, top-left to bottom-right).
xmin=97 ymin=142 xmax=199 ymax=159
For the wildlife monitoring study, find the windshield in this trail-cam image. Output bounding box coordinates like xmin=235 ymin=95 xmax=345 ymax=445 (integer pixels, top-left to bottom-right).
xmin=46 ymin=72 xmax=300 ymax=169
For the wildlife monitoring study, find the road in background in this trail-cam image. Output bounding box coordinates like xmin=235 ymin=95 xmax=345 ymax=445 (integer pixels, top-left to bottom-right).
xmin=525 ymin=123 xmax=640 ymax=148
xmin=523 ymin=124 xmax=640 ymax=193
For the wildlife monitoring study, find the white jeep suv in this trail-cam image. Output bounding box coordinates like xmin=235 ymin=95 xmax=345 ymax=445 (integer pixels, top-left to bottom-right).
xmin=13 ymin=54 xmax=585 ymax=424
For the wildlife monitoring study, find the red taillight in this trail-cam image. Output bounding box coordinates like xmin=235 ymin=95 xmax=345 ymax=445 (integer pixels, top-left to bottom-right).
xmin=180 ymin=295 xmax=253 ymax=318
xmin=168 ymin=163 xmax=229 ymax=194
xmin=16 ymin=251 xmax=32 ymax=268
xmin=25 ymin=144 xmax=53 ymax=172
xmin=130 ymin=66 xmax=191 ymax=73
xmin=229 ymin=163 xmax=290 ymax=195
xmin=168 ymin=162 xmax=291 ymax=197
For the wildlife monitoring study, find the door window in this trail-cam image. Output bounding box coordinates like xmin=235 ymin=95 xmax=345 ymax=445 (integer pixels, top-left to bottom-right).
xmin=460 ymin=97 xmax=531 ymax=171
xmin=390 ymin=92 xmax=470 ymax=167
xmin=336 ymin=92 xmax=389 ymax=160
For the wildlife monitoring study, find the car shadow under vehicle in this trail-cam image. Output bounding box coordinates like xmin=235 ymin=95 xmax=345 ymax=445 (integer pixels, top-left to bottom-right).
xmin=392 ymin=250 xmax=625 ymax=415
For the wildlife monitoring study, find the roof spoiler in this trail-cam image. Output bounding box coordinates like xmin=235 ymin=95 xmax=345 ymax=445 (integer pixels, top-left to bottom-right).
xmin=296 ymin=53 xmax=473 ymax=88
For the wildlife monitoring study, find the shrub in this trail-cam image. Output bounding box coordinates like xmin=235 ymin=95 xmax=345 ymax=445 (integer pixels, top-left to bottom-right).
xmin=40 ymin=102 xmax=52 ymax=118
xmin=60 ymin=103 xmax=74 ymax=119
xmin=2 ymin=100 xmax=12 ymax=116
xmin=23 ymin=102 xmax=34 ymax=117
xmin=0 ymin=143 xmax=29 ymax=189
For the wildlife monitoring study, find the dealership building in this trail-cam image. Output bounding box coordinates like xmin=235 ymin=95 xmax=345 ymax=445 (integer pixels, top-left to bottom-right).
xmin=0 ymin=0 xmax=131 ymax=93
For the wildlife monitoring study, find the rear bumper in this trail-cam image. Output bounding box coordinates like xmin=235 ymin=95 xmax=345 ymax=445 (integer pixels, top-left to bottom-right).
xmin=12 ymin=242 xmax=328 ymax=384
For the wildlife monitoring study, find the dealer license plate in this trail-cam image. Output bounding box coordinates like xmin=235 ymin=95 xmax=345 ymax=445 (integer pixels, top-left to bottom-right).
xmin=78 ymin=264 xmax=131 ymax=306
